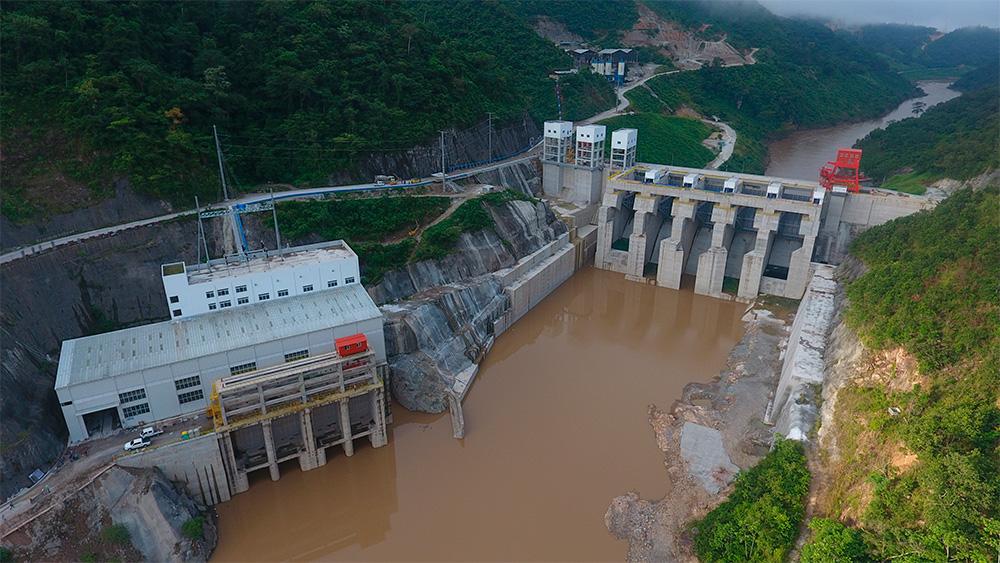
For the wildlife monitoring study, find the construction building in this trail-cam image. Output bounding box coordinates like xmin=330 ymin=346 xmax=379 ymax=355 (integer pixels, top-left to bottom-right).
xmin=55 ymin=241 xmax=386 ymax=444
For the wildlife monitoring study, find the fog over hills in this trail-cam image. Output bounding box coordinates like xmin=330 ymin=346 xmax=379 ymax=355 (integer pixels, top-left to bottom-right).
xmin=760 ymin=0 xmax=999 ymax=30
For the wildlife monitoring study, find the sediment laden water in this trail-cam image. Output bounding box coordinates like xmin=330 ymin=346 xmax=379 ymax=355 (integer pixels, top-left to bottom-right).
xmin=213 ymin=268 xmax=745 ymax=561
xmin=766 ymin=81 xmax=960 ymax=181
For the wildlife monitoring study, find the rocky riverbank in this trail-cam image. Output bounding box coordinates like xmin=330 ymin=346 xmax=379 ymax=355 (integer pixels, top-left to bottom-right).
xmin=3 ymin=466 xmax=215 ymax=562
xmin=605 ymin=301 xmax=794 ymax=561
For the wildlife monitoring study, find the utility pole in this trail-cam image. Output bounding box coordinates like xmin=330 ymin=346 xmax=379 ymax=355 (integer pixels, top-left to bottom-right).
xmin=439 ymin=130 xmax=446 ymax=179
xmin=487 ymin=112 xmax=493 ymax=162
xmin=270 ymin=190 xmax=282 ymax=256
xmin=213 ymin=125 xmax=229 ymax=201
xmin=194 ymin=196 xmax=211 ymax=267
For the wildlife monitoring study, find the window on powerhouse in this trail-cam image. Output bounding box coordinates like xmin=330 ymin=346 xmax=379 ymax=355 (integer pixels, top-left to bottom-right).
xmin=172 ymin=309 xmax=182 ymax=317
xmin=284 ymin=349 xmax=309 ymax=362
xmin=119 ymin=388 xmax=147 ymax=404
xmin=258 ymin=293 xmax=270 ymax=300
xmin=345 ymin=277 xmax=356 ymax=284
xmin=236 ymin=285 xmax=247 ymax=293
xmin=302 ymin=284 xmax=313 ymax=292
xmin=238 ymin=297 xmax=249 ymax=305
xmin=230 ymin=361 xmax=257 ymax=376
xmin=205 ymin=290 xmax=215 ymax=299
xmin=174 ymin=375 xmax=201 ymax=390
xmin=327 ymin=280 xmax=338 ymax=288
xmin=169 ymin=295 xmax=179 ymax=303
xmin=122 ymin=402 xmax=150 ymax=418
xmin=208 ymin=303 xmax=217 ymax=310
xmin=178 ymin=389 xmax=204 ymax=404
xmin=218 ymin=288 xmax=230 ymax=296
xmin=278 ymin=289 xmax=288 ymax=297
xmin=219 ymin=300 xmax=232 ymax=308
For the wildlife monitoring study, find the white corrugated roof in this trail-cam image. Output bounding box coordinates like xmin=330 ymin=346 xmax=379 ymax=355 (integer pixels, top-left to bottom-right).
xmin=55 ymin=283 xmax=380 ymax=389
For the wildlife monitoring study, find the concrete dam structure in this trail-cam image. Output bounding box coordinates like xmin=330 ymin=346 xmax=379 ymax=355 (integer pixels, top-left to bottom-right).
xmin=540 ymin=121 xmax=934 ymax=301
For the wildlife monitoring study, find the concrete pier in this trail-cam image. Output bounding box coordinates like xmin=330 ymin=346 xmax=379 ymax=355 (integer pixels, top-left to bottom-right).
xmin=695 ymin=203 xmax=737 ymax=297
xmin=625 ymin=195 xmax=663 ymax=281
xmin=656 ymin=199 xmax=696 ymax=290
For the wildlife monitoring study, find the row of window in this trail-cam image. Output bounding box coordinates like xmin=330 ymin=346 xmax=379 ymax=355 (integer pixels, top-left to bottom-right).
xmin=201 ymin=279 xmax=358 ymax=306
xmin=178 ymin=389 xmax=204 ymax=404
xmin=284 ymin=349 xmax=309 ymax=363
xmin=119 ymin=388 xmax=147 ymax=404
xmin=174 ymin=375 xmax=201 ymax=391
xmin=230 ymin=361 xmax=257 ymax=376
xmin=122 ymin=402 xmax=150 ymax=419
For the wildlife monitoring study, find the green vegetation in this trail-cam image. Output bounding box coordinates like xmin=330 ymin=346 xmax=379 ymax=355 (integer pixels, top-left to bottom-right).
xmin=181 ymin=516 xmax=205 ymax=540
xmin=842 ymin=24 xmax=999 ymax=80
xmin=0 ymin=547 xmax=12 ymax=563
xmin=514 ymin=0 xmax=638 ymax=44
xmin=800 ymin=518 xmax=867 ymax=563
xmin=857 ymin=86 xmax=999 ymax=184
xmin=277 ymin=196 xmax=450 ymax=243
xmin=952 ymin=61 xmax=1000 ymax=93
xmin=693 ymin=438 xmax=811 ymax=563
xmin=878 ymin=172 xmax=933 ymax=195
xmin=558 ymin=72 xmax=617 ymax=122
xmin=414 ymin=190 xmax=534 ymax=261
xmin=825 ymin=187 xmax=1000 ymax=561
xmin=2 ymin=1 xmax=613 ymax=218
xmin=276 ymin=190 xmax=532 ymax=285
xmin=100 ymin=524 xmax=130 ymax=545
xmin=598 ymin=114 xmax=714 ymax=167
xmin=636 ymin=1 xmax=915 ymax=173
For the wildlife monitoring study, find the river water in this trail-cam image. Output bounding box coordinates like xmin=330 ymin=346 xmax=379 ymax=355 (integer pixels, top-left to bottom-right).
xmin=213 ymin=267 xmax=746 ymax=561
xmin=765 ymin=81 xmax=960 ymax=181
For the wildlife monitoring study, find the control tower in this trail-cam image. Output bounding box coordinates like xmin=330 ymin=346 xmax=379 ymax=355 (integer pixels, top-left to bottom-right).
xmin=610 ymin=128 xmax=637 ymax=170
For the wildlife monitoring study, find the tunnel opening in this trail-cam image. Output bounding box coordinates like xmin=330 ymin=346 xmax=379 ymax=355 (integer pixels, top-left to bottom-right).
xmin=313 ymin=402 xmax=344 ymax=450
xmin=82 ymin=407 xmax=121 ymax=439
xmin=683 ymin=201 xmax=715 ymax=276
xmin=272 ymin=413 xmax=305 ymax=461
xmin=233 ymin=425 xmax=267 ymax=473
xmin=764 ymin=212 xmax=804 ymax=281
xmin=724 ymin=207 xmax=758 ymax=293
xmin=611 ymin=192 xmax=636 ymax=251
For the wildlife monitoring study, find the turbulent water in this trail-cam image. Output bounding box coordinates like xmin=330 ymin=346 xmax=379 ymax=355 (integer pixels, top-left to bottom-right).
xmin=213 ymin=268 xmax=745 ymax=561
xmin=766 ymin=81 xmax=960 ymax=181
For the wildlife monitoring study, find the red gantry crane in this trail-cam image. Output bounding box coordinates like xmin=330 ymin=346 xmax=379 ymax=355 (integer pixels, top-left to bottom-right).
xmin=819 ymin=148 xmax=864 ymax=193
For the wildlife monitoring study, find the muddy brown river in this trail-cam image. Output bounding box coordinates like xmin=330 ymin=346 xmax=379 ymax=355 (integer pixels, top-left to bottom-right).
xmin=213 ymin=267 xmax=745 ymax=561
xmin=766 ymin=81 xmax=959 ymax=181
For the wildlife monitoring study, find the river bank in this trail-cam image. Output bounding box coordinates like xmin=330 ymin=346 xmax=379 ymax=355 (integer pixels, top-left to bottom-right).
xmin=766 ymin=81 xmax=960 ymax=181
xmin=211 ymin=268 xmax=746 ymax=561
xmin=605 ymin=298 xmax=794 ymax=560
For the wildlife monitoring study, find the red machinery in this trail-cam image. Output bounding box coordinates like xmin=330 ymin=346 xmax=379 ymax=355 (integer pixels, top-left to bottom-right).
xmin=819 ymin=148 xmax=863 ymax=193
xmin=335 ymin=333 xmax=368 ymax=357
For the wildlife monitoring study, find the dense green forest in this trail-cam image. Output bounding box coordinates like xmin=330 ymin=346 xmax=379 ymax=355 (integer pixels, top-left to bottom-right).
xmin=631 ymin=1 xmax=916 ymax=173
xmin=807 ymin=187 xmax=1000 ymax=561
xmin=841 ymin=24 xmax=1000 ymax=80
xmin=2 ymin=1 xmax=612 ymax=219
xmin=857 ymin=84 xmax=999 ymax=186
xmin=514 ymin=0 xmax=638 ymax=44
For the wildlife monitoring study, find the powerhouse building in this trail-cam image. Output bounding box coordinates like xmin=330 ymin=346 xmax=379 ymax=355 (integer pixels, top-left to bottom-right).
xmin=55 ymin=241 xmax=385 ymax=443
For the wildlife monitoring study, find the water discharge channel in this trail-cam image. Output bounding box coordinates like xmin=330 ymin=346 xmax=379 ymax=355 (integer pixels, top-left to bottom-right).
xmin=766 ymin=81 xmax=960 ymax=181
xmin=213 ymin=267 xmax=746 ymax=561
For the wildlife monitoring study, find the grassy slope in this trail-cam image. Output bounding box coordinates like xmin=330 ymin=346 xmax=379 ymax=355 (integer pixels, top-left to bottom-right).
xmin=598 ymin=113 xmax=714 ymax=167
xmin=810 ymin=188 xmax=1000 ymax=561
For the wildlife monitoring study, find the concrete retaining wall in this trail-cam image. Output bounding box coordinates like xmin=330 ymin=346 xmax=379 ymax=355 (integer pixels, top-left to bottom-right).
xmin=117 ymin=432 xmax=231 ymax=505
xmin=767 ymin=265 xmax=837 ymax=441
xmin=493 ymin=234 xmax=576 ymax=336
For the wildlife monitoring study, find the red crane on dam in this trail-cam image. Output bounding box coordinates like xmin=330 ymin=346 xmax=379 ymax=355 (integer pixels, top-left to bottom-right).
xmin=819 ymin=148 xmax=864 ymax=193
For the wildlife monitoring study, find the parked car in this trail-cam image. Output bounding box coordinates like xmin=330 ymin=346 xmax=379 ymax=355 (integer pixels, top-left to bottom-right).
xmin=123 ymin=438 xmax=151 ymax=452
xmin=139 ymin=426 xmax=163 ymax=439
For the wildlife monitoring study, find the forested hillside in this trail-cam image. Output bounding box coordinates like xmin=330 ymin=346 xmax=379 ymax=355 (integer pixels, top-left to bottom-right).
xmin=1 ymin=1 xmax=612 ymax=220
xmin=842 ymin=24 xmax=1000 ymax=80
xmin=806 ymin=187 xmax=1000 ymax=561
xmin=857 ymin=83 xmax=999 ymax=188
xmin=629 ymin=1 xmax=915 ymax=172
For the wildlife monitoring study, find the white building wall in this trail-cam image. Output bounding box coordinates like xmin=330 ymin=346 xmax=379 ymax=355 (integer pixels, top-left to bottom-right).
xmin=60 ymin=319 xmax=386 ymax=442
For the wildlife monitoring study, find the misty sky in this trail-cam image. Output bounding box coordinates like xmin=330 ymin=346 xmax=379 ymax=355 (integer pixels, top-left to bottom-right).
xmin=759 ymin=0 xmax=1000 ymax=31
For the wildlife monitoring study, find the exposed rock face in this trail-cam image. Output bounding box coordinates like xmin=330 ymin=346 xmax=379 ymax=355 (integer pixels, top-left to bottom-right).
xmin=0 ymin=218 xmax=226 ymax=500
xmin=0 ymin=178 xmax=173 ymax=252
xmin=7 ymin=466 xmax=216 ymax=562
xmin=376 ymin=200 xmax=567 ymax=412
